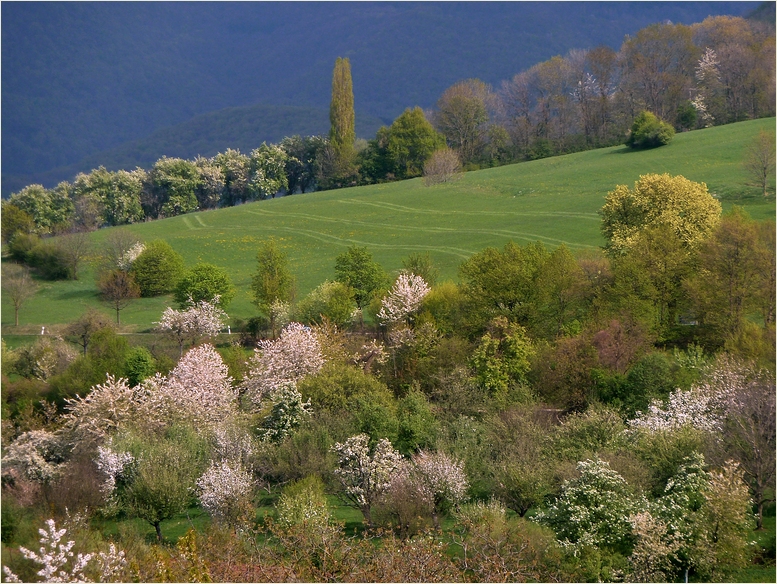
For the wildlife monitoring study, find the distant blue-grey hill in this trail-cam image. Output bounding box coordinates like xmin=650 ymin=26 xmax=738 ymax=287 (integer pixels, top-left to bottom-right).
xmin=1 ymin=1 xmax=764 ymax=196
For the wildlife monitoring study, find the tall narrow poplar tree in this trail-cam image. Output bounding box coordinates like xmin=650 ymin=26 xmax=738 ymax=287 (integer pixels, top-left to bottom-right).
xmin=324 ymin=57 xmax=357 ymax=187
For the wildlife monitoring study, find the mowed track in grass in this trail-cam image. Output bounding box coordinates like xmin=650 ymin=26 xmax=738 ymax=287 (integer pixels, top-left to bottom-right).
xmin=2 ymin=118 xmax=774 ymax=331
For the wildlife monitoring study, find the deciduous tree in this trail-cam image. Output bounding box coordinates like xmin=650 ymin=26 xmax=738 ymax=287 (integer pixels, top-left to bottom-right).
xmin=743 ymin=129 xmax=776 ymax=197
xmin=251 ymin=238 xmax=296 ymax=337
xmin=2 ymin=264 xmax=38 ymax=326
xmin=600 ymin=173 xmax=721 ymax=256
xmin=97 ymin=269 xmax=140 ymax=324
xmin=174 ymin=263 xmax=235 ymax=309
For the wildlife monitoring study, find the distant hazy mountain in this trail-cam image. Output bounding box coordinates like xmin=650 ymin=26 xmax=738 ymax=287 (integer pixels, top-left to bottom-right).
xmin=1 ymin=1 xmax=762 ymax=195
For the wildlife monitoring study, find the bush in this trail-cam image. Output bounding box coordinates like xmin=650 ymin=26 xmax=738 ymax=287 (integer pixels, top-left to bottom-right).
xmin=423 ymin=148 xmax=462 ymax=186
xmin=123 ymin=346 xmax=156 ymax=386
xmin=27 ymin=241 xmax=71 ymax=280
xmin=174 ymin=262 xmax=235 ymax=309
xmin=295 ymin=280 xmax=356 ymax=328
xmin=130 ymin=240 xmax=185 ymax=297
xmin=626 ymin=111 xmax=675 ymax=149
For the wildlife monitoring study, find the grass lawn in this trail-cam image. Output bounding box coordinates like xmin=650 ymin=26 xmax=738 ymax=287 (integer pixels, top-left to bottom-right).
xmin=2 ymin=118 xmax=774 ymax=335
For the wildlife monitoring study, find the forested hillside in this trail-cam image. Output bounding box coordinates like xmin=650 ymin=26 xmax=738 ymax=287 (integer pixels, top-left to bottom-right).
xmin=1 ymin=1 xmax=763 ymax=194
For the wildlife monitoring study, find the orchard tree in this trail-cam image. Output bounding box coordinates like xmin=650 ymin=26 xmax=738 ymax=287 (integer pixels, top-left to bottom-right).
xmin=174 ymin=263 xmax=235 ymax=309
xmin=66 ymin=309 xmax=113 ymax=356
xmin=97 ymin=269 xmax=140 ymax=324
xmin=334 ymin=245 xmax=388 ymax=311
xmin=251 ymin=238 xmax=296 ymax=337
xmin=409 ymin=450 xmax=468 ymax=528
xmin=101 ymin=426 xmax=209 ymax=542
xmin=535 ymin=458 xmax=641 ymax=557
xmin=423 ymin=147 xmax=463 ymax=186
xmin=377 ymin=273 xmax=430 ymax=326
xmin=156 ymin=298 xmax=226 ymax=357
xmin=600 ymin=173 xmax=722 ymax=256
xmin=196 ymin=459 xmax=255 ymax=529
xmin=331 ymin=434 xmax=405 ymax=526
xmin=243 ymin=322 xmax=324 ymax=408
xmin=2 ymin=264 xmax=38 ymax=326
xmin=295 ymin=280 xmax=356 ymax=328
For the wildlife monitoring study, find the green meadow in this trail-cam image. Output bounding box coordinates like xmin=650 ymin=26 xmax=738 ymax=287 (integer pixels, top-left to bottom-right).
xmin=2 ymin=118 xmax=774 ymax=333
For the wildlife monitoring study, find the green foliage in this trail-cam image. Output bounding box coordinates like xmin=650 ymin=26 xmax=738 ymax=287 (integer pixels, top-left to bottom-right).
xmin=174 ymin=262 xmax=235 ymax=309
xmin=395 ymin=388 xmax=437 ymax=455
xmin=536 ymin=458 xmax=640 ymax=555
xmin=123 ymin=346 xmax=156 ymax=386
xmin=275 ymin=475 xmax=331 ymax=528
xmin=417 ymin=281 xmax=465 ymax=336
xmin=459 ymin=241 xmax=549 ymax=334
xmin=251 ymin=238 xmax=295 ymax=335
xmin=334 ymin=245 xmax=388 ymax=310
xmin=470 ymin=317 xmax=535 ymax=403
xmin=600 ymin=173 xmax=722 ymax=256
xmin=328 ymin=57 xmax=356 ymax=182
xmin=386 ymin=107 xmax=446 ymax=179
xmin=298 ymin=361 xmax=394 ymax=412
xmin=295 ymin=280 xmax=356 ymax=328
xmin=113 ymin=424 xmax=210 ymax=541
xmin=9 ymin=183 xmax=74 ymax=233
xmin=130 ymin=240 xmax=185 ymax=297
xmin=146 ymin=157 xmax=201 ymax=218
xmin=1 ymin=202 xmax=35 ymax=243
xmin=627 ymin=110 xmax=675 ymax=149
xmin=402 ymin=252 xmax=440 ymax=287
xmin=26 ymin=240 xmax=71 ymax=280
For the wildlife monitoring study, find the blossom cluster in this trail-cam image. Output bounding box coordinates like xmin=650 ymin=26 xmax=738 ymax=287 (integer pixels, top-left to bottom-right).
xmin=160 ymin=343 xmax=237 ymax=426
xmin=628 ymin=358 xmax=748 ymax=434
xmin=410 ymin=450 xmax=469 ymax=510
xmin=2 ymin=519 xmax=126 ymax=583
xmin=95 ymin=440 xmax=135 ymax=495
xmin=116 ymin=242 xmax=145 ymax=272
xmin=1 ymin=430 xmax=67 ymax=484
xmin=243 ymin=322 xmax=325 ymax=408
xmin=196 ymin=459 xmax=255 ymax=526
xmin=377 ymin=273 xmax=430 ymax=325
xmin=64 ymin=374 xmax=157 ymax=440
xmin=156 ymin=297 xmax=226 ymax=349
xmin=332 ymin=434 xmax=405 ymax=509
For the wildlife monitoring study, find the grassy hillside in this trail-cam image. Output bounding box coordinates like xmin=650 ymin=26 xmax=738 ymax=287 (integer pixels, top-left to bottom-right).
xmin=2 ymin=119 xmax=774 ymax=333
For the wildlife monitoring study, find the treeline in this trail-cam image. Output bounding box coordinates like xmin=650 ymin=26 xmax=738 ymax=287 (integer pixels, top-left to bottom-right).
xmin=2 ymin=14 xmax=774 ymax=237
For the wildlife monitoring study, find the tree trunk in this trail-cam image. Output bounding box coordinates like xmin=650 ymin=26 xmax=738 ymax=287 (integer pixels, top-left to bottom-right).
xmin=154 ymin=521 xmax=163 ymax=542
xmin=361 ymin=505 xmax=372 ymax=527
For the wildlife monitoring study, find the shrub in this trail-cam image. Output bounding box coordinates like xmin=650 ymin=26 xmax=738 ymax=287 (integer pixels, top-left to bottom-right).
xmin=130 ymin=240 xmax=185 ymax=297
xmin=295 ymin=281 xmax=356 ymax=328
xmin=123 ymin=346 xmax=156 ymax=386
xmin=174 ymin=263 xmax=235 ymax=309
xmin=423 ymin=148 xmax=462 ymax=186
xmin=626 ymin=111 xmax=675 ymax=149
xmin=27 ymin=241 xmax=71 ymax=280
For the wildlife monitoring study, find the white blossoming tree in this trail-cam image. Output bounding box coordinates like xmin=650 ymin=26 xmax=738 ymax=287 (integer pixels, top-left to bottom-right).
xmin=156 ymin=296 xmax=226 ymax=356
xmin=243 ymin=322 xmax=325 ymax=408
xmin=410 ymin=450 xmax=468 ymax=528
xmin=377 ymin=272 xmax=430 ymax=326
xmin=256 ymin=383 xmax=313 ymax=443
xmin=534 ymin=458 xmax=642 ymax=555
xmin=63 ymin=374 xmax=159 ymax=441
xmin=2 ymin=519 xmax=126 ymax=583
xmin=1 ymin=430 xmax=68 ymax=484
xmin=331 ymin=434 xmax=405 ymax=526
xmin=159 ymin=343 xmax=238 ymax=427
xmin=196 ymin=459 xmax=255 ymax=529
